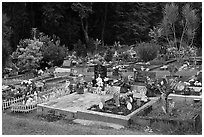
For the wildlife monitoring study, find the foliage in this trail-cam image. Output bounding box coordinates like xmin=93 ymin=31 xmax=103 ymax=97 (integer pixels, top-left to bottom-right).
xmin=11 ymin=38 xmax=43 ymax=73
xmin=3 ymin=2 xmax=202 ymax=52
xmin=71 ymin=3 xmax=93 ymax=44
xmin=2 ymin=3 xmax=31 ymax=51
xmin=118 ymin=52 xmax=132 ymax=62
xmin=136 ymin=42 xmax=159 ymax=62
xmin=149 ymin=26 xmax=162 ymax=43
xmin=73 ymin=40 xmax=87 ymax=57
xmin=2 ymin=14 xmax=12 ymax=69
xmin=42 ymin=37 xmax=67 ymax=67
xmin=115 ymin=3 xmax=164 ymax=44
xmin=159 ymin=3 xmax=200 ymax=56
xmin=86 ymin=38 xmax=99 ymax=54
xmin=11 ymin=29 xmax=67 ymax=72
xmin=104 ymin=48 xmax=114 ymax=62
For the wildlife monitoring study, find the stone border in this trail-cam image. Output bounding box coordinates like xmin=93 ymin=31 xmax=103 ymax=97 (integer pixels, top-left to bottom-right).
xmin=76 ymin=97 xmax=160 ymax=126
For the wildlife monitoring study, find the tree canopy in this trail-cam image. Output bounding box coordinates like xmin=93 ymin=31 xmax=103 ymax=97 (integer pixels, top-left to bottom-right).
xmin=2 ymin=2 xmax=202 ymax=52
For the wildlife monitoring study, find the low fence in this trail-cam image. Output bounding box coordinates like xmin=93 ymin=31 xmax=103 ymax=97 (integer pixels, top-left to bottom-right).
xmin=4 ymin=73 xmax=34 ymax=80
xmin=2 ymin=97 xmax=24 ymax=110
xmin=11 ymin=103 xmax=37 ymax=113
xmin=9 ymin=85 xmax=71 ymax=113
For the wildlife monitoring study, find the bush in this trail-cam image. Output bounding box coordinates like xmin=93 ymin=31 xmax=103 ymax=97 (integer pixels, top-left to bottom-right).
xmin=137 ymin=42 xmax=159 ymax=62
xmin=73 ymin=40 xmax=87 ymax=57
xmin=11 ymin=39 xmax=44 ymax=73
xmin=86 ymin=38 xmax=96 ymax=54
xmin=104 ymin=48 xmax=114 ymax=62
xmin=11 ymin=30 xmax=67 ymax=72
xmin=42 ymin=40 xmax=67 ymax=67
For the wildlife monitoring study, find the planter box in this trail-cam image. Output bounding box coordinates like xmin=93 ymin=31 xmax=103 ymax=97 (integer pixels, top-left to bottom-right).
xmin=77 ymin=97 xmax=159 ymax=127
xmin=11 ymin=103 xmax=37 ymax=113
xmin=37 ymin=93 xmax=113 ymax=120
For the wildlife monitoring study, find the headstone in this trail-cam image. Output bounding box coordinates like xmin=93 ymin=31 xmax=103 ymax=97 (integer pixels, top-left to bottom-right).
xmin=99 ymin=102 xmax=104 ymax=109
xmin=127 ymin=102 xmax=132 ymax=110
xmin=113 ymin=92 xmax=120 ymax=107
xmin=62 ymin=60 xmax=71 ymax=68
xmin=134 ymin=70 xmax=156 ymax=83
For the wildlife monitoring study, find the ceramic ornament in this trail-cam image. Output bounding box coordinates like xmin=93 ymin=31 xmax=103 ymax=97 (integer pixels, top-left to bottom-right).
xmin=127 ymin=102 xmax=132 ymax=110
xmin=129 ymin=97 xmax=133 ymax=103
xmin=99 ymin=102 xmax=104 ymax=109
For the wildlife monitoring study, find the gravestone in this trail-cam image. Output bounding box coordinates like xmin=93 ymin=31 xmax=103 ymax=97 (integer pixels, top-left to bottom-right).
xmin=134 ymin=70 xmax=156 ymax=83
xmin=62 ymin=60 xmax=72 ymax=68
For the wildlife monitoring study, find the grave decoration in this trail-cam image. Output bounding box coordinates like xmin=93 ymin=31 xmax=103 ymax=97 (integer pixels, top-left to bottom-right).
xmin=112 ymin=66 xmax=119 ymax=76
xmin=94 ymin=64 xmax=107 ymax=79
xmin=134 ymin=68 xmax=156 ymax=83
xmin=76 ymin=74 xmax=86 ymax=94
xmin=88 ymin=89 xmax=150 ymax=116
xmin=2 ymin=79 xmax=38 ymax=102
xmin=88 ymin=74 xmax=152 ymax=115
xmin=145 ymin=77 xmax=162 ymax=97
xmin=185 ymin=71 xmax=202 ymax=87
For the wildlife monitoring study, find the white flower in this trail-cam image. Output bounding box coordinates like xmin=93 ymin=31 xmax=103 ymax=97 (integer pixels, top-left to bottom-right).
xmin=104 ymin=77 xmax=109 ymax=82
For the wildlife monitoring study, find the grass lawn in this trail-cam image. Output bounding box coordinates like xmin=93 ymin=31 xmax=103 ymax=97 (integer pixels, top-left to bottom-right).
xmin=2 ymin=110 xmax=155 ymax=135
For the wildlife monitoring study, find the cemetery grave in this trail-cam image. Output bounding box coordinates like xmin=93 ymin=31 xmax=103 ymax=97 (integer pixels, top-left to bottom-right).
xmin=2 ymin=2 xmax=202 ymax=135
xmin=135 ymin=98 xmax=202 ymax=132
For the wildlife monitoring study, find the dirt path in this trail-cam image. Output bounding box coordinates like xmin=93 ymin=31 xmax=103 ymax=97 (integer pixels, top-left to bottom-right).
xmin=2 ymin=112 xmax=155 ymax=135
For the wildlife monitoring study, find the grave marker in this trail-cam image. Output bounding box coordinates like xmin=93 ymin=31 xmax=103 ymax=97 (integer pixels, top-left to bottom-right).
xmin=62 ymin=60 xmax=72 ymax=68
xmin=134 ymin=70 xmax=156 ymax=83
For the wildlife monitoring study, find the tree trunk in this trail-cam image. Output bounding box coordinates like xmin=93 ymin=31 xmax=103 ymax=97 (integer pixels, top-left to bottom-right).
xmin=80 ymin=18 xmax=89 ymax=44
xmin=101 ymin=3 xmax=108 ymax=47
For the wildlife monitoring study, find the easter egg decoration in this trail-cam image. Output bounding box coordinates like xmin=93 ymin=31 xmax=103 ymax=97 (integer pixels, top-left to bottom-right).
xmin=99 ymin=102 xmax=104 ymax=110
xmin=127 ymin=102 xmax=132 ymax=110
xmin=129 ymin=96 xmax=133 ymax=103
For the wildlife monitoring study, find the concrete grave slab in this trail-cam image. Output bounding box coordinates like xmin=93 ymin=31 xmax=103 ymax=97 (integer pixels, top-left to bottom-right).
xmin=37 ymin=92 xmax=112 ymax=119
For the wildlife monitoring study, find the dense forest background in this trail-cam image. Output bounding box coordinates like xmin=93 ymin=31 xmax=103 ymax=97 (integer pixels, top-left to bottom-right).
xmin=3 ymin=2 xmax=202 ymax=51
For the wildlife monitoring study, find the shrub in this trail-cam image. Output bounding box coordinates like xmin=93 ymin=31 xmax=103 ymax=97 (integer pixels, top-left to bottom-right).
xmin=136 ymin=42 xmax=159 ymax=62
xmin=12 ymin=30 xmax=67 ymax=72
xmin=104 ymin=48 xmax=114 ymax=62
xmin=42 ymin=39 xmax=67 ymax=67
xmin=86 ymin=38 xmax=96 ymax=54
xmin=73 ymin=40 xmax=87 ymax=57
xmin=11 ymin=39 xmax=44 ymax=73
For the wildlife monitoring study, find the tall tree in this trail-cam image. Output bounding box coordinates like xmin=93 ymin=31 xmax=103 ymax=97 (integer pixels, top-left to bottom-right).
xmin=71 ymin=2 xmax=93 ymax=44
xmin=101 ymin=3 xmax=108 ymax=46
xmin=2 ymin=14 xmax=12 ymax=69
xmin=114 ymin=3 xmax=164 ymax=44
